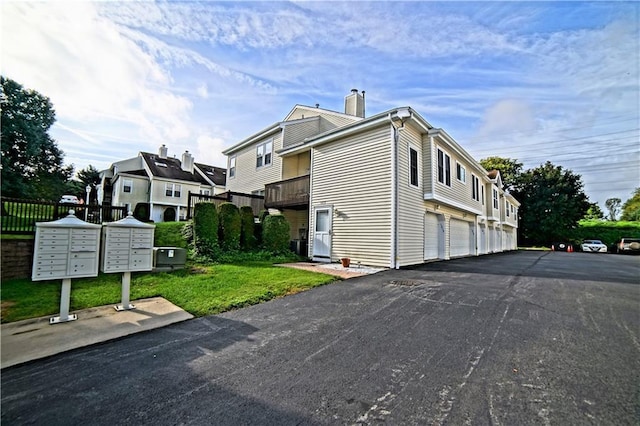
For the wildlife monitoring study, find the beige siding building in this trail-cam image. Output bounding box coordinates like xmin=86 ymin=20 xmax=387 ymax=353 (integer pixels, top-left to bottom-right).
xmin=222 ymin=90 xmax=519 ymax=268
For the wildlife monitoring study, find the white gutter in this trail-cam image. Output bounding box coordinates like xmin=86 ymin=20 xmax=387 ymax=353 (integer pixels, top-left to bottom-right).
xmin=389 ymin=116 xmax=397 ymax=269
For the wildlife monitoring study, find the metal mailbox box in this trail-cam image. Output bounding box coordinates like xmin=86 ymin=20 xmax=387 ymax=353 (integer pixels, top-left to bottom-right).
xmin=101 ymin=214 xmax=155 ymax=273
xmin=32 ymin=213 xmax=101 ymax=281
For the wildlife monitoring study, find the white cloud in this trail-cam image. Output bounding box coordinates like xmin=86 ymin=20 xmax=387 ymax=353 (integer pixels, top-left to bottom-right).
xmin=477 ymin=99 xmax=538 ymax=137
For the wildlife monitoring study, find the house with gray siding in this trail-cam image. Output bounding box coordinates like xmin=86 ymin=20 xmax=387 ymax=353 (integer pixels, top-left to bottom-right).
xmin=222 ymin=90 xmax=519 ymax=268
xmin=100 ymin=145 xmax=227 ymax=222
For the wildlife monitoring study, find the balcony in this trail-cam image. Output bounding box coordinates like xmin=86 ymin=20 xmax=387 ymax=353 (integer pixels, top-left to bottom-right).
xmin=265 ymin=175 xmax=310 ymax=210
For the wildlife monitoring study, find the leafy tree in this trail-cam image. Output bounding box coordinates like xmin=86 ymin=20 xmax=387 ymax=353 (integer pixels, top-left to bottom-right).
xmin=583 ymin=203 xmax=605 ymax=220
xmin=66 ymin=165 xmax=100 ymax=202
xmin=605 ymin=197 xmax=622 ymax=221
xmin=621 ymin=188 xmax=640 ymax=221
xmin=479 ymin=157 xmax=523 ymax=191
xmin=512 ymin=161 xmax=590 ymax=246
xmin=1 ymin=76 xmax=73 ymax=200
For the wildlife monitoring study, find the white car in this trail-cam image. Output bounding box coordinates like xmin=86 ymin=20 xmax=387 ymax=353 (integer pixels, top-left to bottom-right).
xmin=581 ymin=239 xmax=607 ymax=253
xmin=59 ymin=195 xmax=80 ymax=204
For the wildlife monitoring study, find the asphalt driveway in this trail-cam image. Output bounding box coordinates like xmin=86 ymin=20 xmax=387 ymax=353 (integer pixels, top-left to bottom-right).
xmin=2 ymin=251 xmax=639 ymax=425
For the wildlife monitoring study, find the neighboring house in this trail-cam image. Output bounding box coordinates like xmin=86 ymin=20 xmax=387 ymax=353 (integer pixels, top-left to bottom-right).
xmin=99 ymin=145 xmax=227 ymax=222
xmin=223 ymin=90 xmax=519 ymax=268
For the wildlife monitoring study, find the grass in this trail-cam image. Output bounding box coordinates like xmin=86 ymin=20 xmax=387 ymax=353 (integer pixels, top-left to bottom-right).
xmin=0 ymin=261 xmax=337 ymax=323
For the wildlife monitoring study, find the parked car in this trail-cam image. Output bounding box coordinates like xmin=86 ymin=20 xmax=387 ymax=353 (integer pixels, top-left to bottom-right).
xmin=580 ymin=239 xmax=608 ymax=253
xmin=617 ymin=238 xmax=640 ymax=254
xmin=59 ymin=195 xmax=80 ymax=204
xmin=551 ymin=242 xmax=571 ymax=252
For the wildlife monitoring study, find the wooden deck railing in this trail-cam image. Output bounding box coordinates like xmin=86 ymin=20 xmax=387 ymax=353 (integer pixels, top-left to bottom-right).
xmin=265 ymin=175 xmax=310 ymax=210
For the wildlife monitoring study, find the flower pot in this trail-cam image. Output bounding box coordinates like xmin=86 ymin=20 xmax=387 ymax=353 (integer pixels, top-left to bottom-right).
xmin=340 ymin=258 xmax=351 ymax=267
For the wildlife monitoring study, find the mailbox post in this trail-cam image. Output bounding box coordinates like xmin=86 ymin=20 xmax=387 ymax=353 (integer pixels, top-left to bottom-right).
xmin=101 ymin=213 xmax=155 ymax=311
xmin=32 ymin=211 xmax=101 ymax=324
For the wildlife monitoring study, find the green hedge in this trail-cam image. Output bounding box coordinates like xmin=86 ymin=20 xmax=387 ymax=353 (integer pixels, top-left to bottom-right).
xmin=218 ymin=203 xmax=241 ymax=251
xmin=194 ymin=202 xmax=218 ymax=256
xmin=240 ymin=206 xmax=257 ymax=251
xmin=573 ymin=220 xmax=640 ymax=246
xmin=262 ymin=215 xmax=291 ymax=254
xmin=153 ymin=222 xmax=188 ymax=248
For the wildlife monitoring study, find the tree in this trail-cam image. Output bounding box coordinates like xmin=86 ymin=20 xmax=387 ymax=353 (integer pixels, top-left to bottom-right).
xmin=605 ymin=197 xmax=622 ymax=221
xmin=621 ymin=188 xmax=640 ymax=221
xmin=512 ymin=161 xmax=590 ymax=246
xmin=1 ymin=76 xmax=73 ymax=200
xmin=66 ymin=165 xmax=100 ymax=202
xmin=479 ymin=157 xmax=523 ymax=191
xmin=584 ymin=202 xmax=605 ymax=220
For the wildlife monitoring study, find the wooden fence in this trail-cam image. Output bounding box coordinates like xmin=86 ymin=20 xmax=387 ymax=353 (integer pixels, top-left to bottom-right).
xmin=1 ymin=197 xmax=128 ymax=235
xmin=186 ymin=191 xmax=264 ymax=219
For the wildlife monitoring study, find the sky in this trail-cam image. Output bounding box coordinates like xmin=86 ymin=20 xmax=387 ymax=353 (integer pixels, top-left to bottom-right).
xmin=2 ymin=1 xmax=638 ymax=210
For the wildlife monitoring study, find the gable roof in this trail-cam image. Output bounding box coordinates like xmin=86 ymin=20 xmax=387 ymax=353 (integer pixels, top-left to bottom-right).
xmin=140 ymin=152 xmax=224 ymax=186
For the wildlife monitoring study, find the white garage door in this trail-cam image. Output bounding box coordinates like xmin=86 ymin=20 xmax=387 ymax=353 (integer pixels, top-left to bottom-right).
xmin=478 ymin=224 xmax=487 ymax=255
xmin=489 ymin=226 xmax=496 ymax=252
xmin=424 ymin=213 xmax=439 ymax=260
xmin=450 ymin=219 xmax=471 ymax=257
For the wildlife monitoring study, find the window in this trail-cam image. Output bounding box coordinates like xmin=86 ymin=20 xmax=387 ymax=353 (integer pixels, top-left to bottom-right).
xmin=456 ymin=163 xmax=466 ymax=183
xmin=256 ymin=139 xmax=273 ymax=168
xmin=409 ymin=147 xmax=418 ymax=187
xmin=123 ymin=179 xmax=132 ymax=193
xmin=493 ymin=189 xmax=499 ymax=209
xmin=437 ymin=149 xmax=451 ymax=186
xmin=229 ymin=156 xmax=236 ymax=178
xmin=165 ymin=183 xmax=182 ymax=198
xmin=200 ymin=189 xmax=210 ymax=196
xmin=506 ymin=201 xmax=510 ymax=217
xmin=252 ymin=189 xmax=265 ymax=197
xmin=482 ymin=186 xmax=485 ymax=205
xmin=472 ymin=175 xmax=480 ymax=201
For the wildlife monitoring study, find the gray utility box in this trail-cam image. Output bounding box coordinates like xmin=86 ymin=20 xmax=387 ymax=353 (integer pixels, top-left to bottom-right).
xmin=153 ymin=247 xmax=187 ymax=271
xmin=101 ymin=214 xmax=155 ymax=273
xmin=32 ymin=213 xmax=101 ymax=281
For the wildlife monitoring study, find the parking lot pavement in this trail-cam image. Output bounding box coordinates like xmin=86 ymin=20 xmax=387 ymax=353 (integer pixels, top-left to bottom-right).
xmin=2 ymin=251 xmax=639 ymax=425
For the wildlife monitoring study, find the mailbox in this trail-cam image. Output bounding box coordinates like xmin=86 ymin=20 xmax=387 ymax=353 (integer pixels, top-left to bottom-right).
xmin=32 ymin=213 xmax=101 ymax=281
xmin=101 ymin=214 xmax=155 ymax=273
xmin=31 ymin=211 xmax=101 ymax=324
xmin=101 ymin=213 xmax=155 ymax=311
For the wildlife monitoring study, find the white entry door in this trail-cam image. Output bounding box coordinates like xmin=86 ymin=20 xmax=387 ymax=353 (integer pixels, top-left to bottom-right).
xmin=312 ymin=207 xmax=332 ymax=261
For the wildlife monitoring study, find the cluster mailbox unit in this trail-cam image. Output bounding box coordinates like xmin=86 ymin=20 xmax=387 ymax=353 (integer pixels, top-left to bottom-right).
xmin=101 ymin=214 xmax=155 ymax=310
xmin=32 ymin=212 xmax=101 ymax=324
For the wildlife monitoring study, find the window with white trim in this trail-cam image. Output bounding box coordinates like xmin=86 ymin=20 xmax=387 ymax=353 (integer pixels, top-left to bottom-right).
xmin=256 ymin=139 xmax=273 ymax=168
xmin=409 ymin=147 xmax=419 ymax=187
xmin=472 ymin=175 xmax=480 ymax=201
xmin=493 ymin=189 xmax=499 ymax=209
xmin=506 ymin=200 xmax=510 ymax=217
xmin=123 ymin=179 xmax=132 ymax=193
xmin=200 ymin=189 xmax=210 ymax=196
xmin=165 ymin=183 xmax=182 ymax=198
xmin=229 ymin=156 xmax=236 ymax=178
xmin=437 ymin=148 xmax=451 ymax=187
xmin=482 ymin=186 xmax=485 ymax=205
xmin=456 ymin=162 xmax=466 ymax=183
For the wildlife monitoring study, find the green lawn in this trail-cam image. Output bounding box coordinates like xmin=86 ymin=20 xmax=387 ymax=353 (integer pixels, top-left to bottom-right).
xmin=1 ymin=262 xmax=337 ymax=323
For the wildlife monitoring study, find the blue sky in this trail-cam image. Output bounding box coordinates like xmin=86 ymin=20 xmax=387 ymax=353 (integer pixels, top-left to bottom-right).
xmin=2 ymin=1 xmax=638 ymax=209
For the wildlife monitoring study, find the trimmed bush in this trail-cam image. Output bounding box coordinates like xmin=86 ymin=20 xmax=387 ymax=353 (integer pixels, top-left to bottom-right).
xmin=154 ymin=221 xmax=188 ymax=248
xmin=240 ymin=206 xmax=257 ymax=250
xmin=193 ymin=202 xmax=218 ymax=256
xmin=573 ymin=220 xmax=640 ymax=247
xmin=218 ymin=203 xmax=241 ymax=251
xmin=262 ymin=214 xmax=291 ymax=254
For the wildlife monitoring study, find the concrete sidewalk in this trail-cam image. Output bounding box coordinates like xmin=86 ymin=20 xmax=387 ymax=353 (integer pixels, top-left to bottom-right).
xmin=1 ymin=297 xmax=193 ymax=369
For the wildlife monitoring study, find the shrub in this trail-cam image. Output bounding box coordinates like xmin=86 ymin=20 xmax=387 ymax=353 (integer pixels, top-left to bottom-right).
xmin=240 ymin=206 xmax=257 ymax=250
xmin=262 ymin=214 xmax=291 ymax=254
xmin=193 ymin=202 xmax=218 ymax=256
xmin=573 ymin=220 xmax=640 ymax=246
xmin=154 ymin=221 xmax=188 ymax=248
xmin=218 ymin=203 xmax=241 ymax=251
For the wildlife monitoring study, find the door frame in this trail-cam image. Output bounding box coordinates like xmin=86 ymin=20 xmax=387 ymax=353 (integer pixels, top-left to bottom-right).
xmin=312 ymin=205 xmax=333 ymax=262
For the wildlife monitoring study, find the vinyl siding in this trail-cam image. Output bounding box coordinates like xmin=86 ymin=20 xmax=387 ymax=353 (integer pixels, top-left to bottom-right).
xmin=112 ymin=175 xmax=148 ymax=207
xmin=286 ymin=107 xmax=360 ymax=130
xmin=225 ymin=132 xmax=283 ymax=193
xmin=282 ymin=210 xmax=310 ymax=241
xmin=282 ymin=152 xmax=311 ymax=180
xmin=150 ymin=178 xmax=202 ymax=207
xmin=397 ymin=123 xmax=428 ymax=266
xmin=282 ymin=118 xmax=320 ymax=149
xmin=310 ymin=124 xmax=392 ymax=267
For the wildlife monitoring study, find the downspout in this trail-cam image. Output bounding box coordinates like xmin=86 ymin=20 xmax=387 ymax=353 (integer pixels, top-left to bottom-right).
xmin=389 ymin=117 xmax=397 ymax=269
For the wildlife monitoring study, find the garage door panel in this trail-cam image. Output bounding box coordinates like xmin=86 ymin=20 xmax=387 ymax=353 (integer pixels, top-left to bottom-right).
xmin=424 ymin=213 xmax=439 ymax=260
xmin=450 ymin=219 xmax=470 ymax=257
